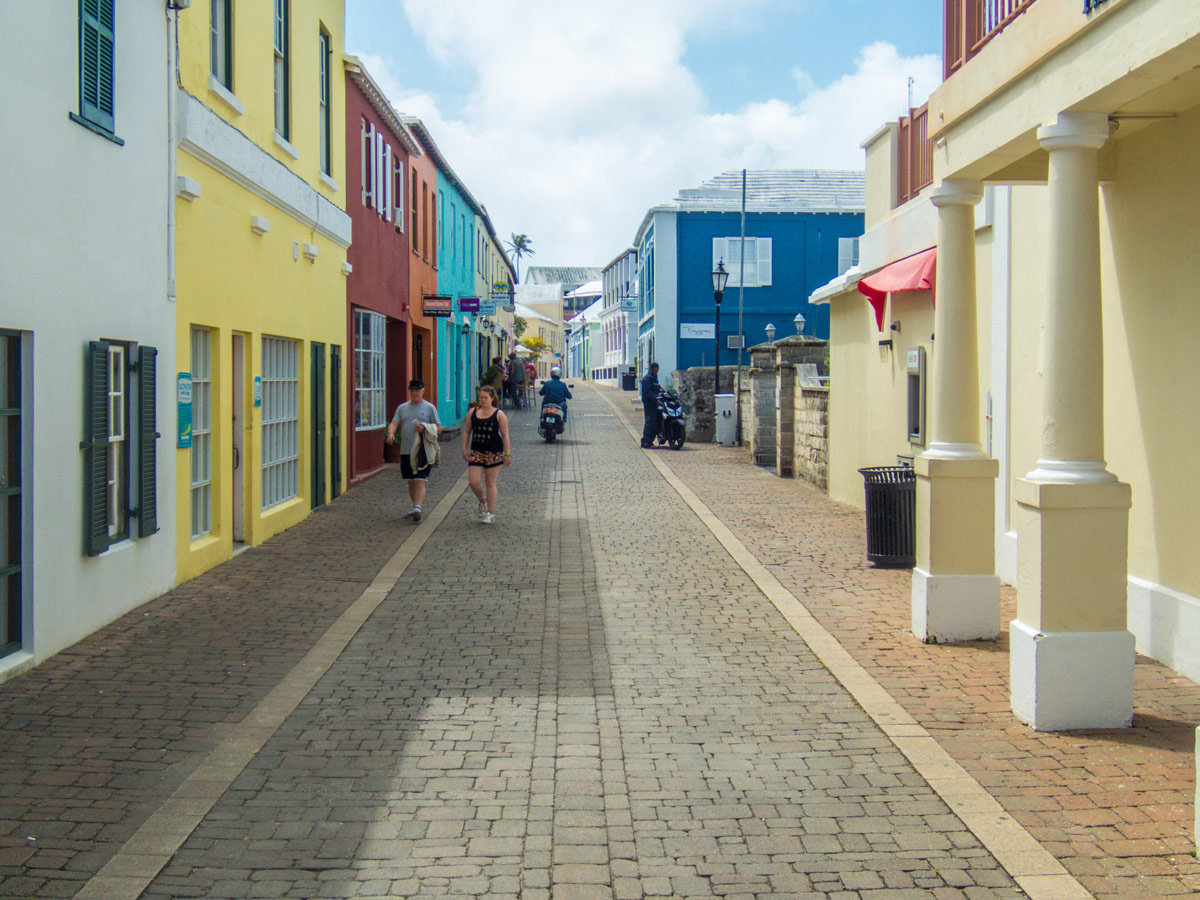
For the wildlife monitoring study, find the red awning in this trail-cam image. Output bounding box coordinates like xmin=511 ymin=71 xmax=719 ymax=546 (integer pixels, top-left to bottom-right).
xmin=856 ymin=247 xmax=937 ymax=331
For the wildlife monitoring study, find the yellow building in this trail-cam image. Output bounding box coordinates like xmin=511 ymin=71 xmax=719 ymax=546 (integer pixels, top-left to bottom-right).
xmin=174 ymin=0 xmax=350 ymax=583
xmin=474 ymin=213 xmax=518 ymax=372
xmin=815 ymin=0 xmax=1200 ymax=732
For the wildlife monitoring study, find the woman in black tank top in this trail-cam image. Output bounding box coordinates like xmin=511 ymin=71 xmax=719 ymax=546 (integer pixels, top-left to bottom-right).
xmin=462 ymin=385 xmax=511 ymax=523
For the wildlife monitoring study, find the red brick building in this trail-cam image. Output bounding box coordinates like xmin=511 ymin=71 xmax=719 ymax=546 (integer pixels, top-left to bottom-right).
xmin=343 ymin=60 xmax=424 ymax=482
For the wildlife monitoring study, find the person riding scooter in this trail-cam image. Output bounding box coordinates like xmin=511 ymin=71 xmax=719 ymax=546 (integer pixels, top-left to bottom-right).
xmin=539 ymin=366 xmax=572 ymax=421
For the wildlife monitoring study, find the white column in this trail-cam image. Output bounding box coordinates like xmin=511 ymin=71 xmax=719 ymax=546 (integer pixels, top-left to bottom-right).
xmin=912 ymin=179 xmax=1001 ymax=643
xmin=1011 ymin=112 xmax=1133 ymax=731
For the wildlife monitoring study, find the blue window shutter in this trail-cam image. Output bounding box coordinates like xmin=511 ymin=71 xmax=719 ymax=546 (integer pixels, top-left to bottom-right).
xmin=79 ymin=0 xmax=116 ymax=133
xmin=84 ymin=340 xmax=111 ymax=556
xmin=136 ymin=345 xmax=158 ymax=538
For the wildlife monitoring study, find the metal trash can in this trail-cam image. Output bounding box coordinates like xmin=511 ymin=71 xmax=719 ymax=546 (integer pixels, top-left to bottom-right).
xmin=858 ymin=465 xmax=916 ymax=568
xmin=621 ymin=371 xmax=637 ymax=391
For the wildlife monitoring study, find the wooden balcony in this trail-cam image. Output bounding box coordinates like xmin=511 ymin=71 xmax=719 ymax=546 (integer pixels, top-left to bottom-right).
xmin=896 ymin=104 xmax=933 ymax=207
xmin=944 ymin=0 xmax=1039 ymax=80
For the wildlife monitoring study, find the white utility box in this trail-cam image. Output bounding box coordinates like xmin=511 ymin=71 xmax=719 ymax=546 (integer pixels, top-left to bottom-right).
xmin=715 ymin=393 xmax=737 ymax=446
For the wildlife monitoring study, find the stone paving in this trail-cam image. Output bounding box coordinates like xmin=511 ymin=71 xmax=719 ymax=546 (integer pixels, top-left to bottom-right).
xmin=0 ymin=383 xmax=1190 ymax=898
xmin=596 ymin=384 xmax=1200 ymax=900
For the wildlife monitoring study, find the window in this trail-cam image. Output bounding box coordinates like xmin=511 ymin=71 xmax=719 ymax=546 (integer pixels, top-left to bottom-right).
xmin=190 ymin=328 xmax=213 ymax=538
xmin=318 ymin=28 xmax=331 ymax=175
xmin=392 ymin=154 xmax=404 ymax=231
xmin=0 ymin=333 xmax=22 ymax=660
xmin=353 ymin=310 xmax=387 ymax=430
xmin=210 ymin=0 xmax=233 ymax=91
xmin=75 ymin=0 xmax=118 ymax=138
xmin=83 ymin=340 xmax=158 ymax=556
xmin=261 ymin=336 xmax=299 ymax=509
xmin=272 ymin=0 xmax=289 ymax=139
xmin=411 ymin=170 xmax=419 ymax=252
xmin=712 ymin=237 xmax=773 ymax=288
xmin=838 ymin=237 xmax=860 ymax=275
xmin=360 ymin=120 xmax=374 ymax=206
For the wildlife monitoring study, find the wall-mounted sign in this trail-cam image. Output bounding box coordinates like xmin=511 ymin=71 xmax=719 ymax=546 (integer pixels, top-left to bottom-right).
xmin=680 ymin=323 xmax=715 ymax=339
xmin=253 ymin=375 xmax=262 ymax=407
xmin=490 ymin=291 xmax=509 ymax=304
xmin=502 ymin=303 xmax=516 ymax=313
xmin=620 ymin=298 xmax=637 ymax=311
xmin=477 ymin=301 xmax=497 ymax=316
xmin=726 ymin=334 xmax=745 ymax=350
xmin=458 ymin=297 xmax=480 ymax=313
xmin=176 ymin=372 xmax=192 ymax=448
xmin=423 ymin=295 xmax=453 ymax=317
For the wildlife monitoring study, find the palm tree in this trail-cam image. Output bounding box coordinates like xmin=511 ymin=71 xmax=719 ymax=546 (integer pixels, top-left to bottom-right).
xmin=505 ymin=233 xmax=534 ymax=283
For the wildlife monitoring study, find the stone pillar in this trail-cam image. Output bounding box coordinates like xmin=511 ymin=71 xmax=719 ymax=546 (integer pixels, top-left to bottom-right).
xmin=1011 ymin=112 xmax=1133 ymax=731
xmin=775 ymin=364 xmax=795 ymax=478
xmin=912 ymin=179 xmax=1001 ymax=643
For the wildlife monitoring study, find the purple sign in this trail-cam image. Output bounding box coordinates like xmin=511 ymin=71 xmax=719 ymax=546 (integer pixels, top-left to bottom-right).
xmin=458 ymin=297 xmax=480 ymax=313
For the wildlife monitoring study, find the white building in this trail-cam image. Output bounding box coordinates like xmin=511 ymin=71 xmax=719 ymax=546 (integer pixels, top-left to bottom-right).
xmin=0 ymin=3 xmax=177 ymax=676
xmin=565 ymin=298 xmax=603 ymax=380
xmin=599 ymin=248 xmax=638 ymax=387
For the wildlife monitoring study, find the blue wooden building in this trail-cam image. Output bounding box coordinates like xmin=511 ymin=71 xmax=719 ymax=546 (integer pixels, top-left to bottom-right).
xmin=632 ymin=170 xmax=864 ymax=382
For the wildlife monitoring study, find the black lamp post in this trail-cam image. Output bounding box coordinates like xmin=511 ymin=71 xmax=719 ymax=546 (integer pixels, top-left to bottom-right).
xmin=712 ymin=260 xmax=730 ymax=404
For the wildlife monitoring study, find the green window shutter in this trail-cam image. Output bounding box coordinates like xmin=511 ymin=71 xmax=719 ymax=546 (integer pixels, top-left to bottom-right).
xmin=80 ymin=0 xmax=116 ymax=133
xmin=84 ymin=340 xmax=110 ymax=556
xmin=330 ymin=345 xmax=341 ymax=499
xmin=136 ymin=345 xmax=158 ymax=538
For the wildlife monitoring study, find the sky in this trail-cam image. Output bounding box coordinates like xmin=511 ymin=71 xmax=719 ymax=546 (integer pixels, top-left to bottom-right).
xmin=346 ymin=0 xmax=943 ymax=271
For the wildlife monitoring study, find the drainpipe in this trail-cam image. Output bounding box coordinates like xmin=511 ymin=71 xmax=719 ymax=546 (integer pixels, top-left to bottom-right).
xmin=166 ymin=2 xmax=180 ymax=301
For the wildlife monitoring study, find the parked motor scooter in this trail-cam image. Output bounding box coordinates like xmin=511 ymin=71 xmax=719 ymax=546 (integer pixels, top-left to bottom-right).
xmin=654 ymin=389 xmax=686 ymax=450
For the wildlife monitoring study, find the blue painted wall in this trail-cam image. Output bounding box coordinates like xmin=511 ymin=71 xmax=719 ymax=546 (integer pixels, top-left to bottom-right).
xmin=435 ymin=175 xmax=478 ymax=423
xmin=673 ymin=211 xmax=862 ymax=372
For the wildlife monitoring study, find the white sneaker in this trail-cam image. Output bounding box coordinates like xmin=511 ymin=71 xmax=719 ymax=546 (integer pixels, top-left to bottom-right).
xmin=481 ymin=511 xmax=496 ymax=524
xmin=477 ymin=500 xmax=488 ymax=519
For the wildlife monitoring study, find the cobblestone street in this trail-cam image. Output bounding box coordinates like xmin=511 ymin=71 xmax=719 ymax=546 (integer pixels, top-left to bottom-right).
xmin=0 ymin=384 xmax=1195 ymax=899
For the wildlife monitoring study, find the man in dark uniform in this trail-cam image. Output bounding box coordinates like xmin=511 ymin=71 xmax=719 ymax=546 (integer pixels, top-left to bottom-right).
xmin=640 ymin=362 xmax=661 ymax=448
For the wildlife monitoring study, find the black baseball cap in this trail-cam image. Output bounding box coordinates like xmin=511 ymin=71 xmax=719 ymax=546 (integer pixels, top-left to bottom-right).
xmin=408 ymin=379 xmax=424 ymax=390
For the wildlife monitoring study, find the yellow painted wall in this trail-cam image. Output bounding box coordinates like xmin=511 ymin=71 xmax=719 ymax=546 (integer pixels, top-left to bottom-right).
xmin=1102 ymin=107 xmax=1200 ymax=596
xmin=827 ymin=291 xmax=935 ymax=508
xmin=177 ymin=0 xmax=347 ymax=210
xmin=174 ymin=0 xmax=348 ymax=584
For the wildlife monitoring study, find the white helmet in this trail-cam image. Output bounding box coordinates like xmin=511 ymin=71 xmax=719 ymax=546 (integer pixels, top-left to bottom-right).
xmin=550 ymin=366 xmax=562 ymax=377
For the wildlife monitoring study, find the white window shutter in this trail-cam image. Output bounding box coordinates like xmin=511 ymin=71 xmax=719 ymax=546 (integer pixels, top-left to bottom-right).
xmin=382 ymin=143 xmax=392 ymax=221
xmin=361 ymin=121 xmax=371 ymax=206
xmin=393 ymin=157 xmax=404 ymax=232
xmin=712 ymin=238 xmax=726 ymax=282
xmin=756 ymin=237 xmax=772 ymax=286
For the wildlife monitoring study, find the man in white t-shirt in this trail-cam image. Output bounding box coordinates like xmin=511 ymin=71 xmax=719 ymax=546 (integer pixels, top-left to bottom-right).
xmin=385 ymin=379 xmax=441 ymax=522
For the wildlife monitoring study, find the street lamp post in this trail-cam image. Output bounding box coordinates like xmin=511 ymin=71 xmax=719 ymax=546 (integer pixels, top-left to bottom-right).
xmin=794 ymin=312 xmax=806 ymax=336
xmin=712 ymin=261 xmax=729 ymax=411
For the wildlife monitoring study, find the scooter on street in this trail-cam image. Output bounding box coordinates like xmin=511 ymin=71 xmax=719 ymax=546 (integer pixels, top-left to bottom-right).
xmin=654 ymin=389 xmax=687 ymax=450
xmin=538 ymin=402 xmax=566 ymax=442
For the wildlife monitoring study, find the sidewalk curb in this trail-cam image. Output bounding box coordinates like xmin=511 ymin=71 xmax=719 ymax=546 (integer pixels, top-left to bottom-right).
xmin=72 ymin=470 xmax=473 ymax=900
xmin=595 ymin=386 xmax=1096 ymax=900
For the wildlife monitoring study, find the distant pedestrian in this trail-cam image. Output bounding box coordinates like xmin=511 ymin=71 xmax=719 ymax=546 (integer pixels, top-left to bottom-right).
xmin=501 ymin=355 xmax=513 ymax=409
xmin=385 ymin=379 xmax=441 ymax=522
xmin=640 ymin=362 xmax=661 ymax=448
xmin=510 ymin=352 xmax=527 ymax=408
xmin=462 ymin=385 xmax=511 ymax=524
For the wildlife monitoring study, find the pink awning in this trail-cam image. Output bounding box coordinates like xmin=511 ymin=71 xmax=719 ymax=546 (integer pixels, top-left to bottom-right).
xmin=856 ymin=247 xmax=937 ymax=331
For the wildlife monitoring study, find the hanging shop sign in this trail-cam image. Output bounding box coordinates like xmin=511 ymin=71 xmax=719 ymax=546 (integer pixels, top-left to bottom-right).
xmin=458 ymin=297 xmax=480 ymax=313
xmin=423 ymin=295 xmax=453 ymax=317
xmin=477 ymin=301 xmax=497 ymax=316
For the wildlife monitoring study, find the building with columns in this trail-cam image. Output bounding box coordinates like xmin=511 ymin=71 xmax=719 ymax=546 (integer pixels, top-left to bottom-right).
xmin=814 ymin=0 xmax=1200 ymax=732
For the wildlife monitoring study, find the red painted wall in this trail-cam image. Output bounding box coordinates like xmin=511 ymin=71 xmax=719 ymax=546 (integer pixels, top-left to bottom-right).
xmin=345 ymin=75 xmax=412 ymax=481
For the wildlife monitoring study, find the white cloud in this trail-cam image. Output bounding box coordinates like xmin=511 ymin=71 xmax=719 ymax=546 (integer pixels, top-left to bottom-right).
xmin=353 ymin=7 xmax=938 ymax=268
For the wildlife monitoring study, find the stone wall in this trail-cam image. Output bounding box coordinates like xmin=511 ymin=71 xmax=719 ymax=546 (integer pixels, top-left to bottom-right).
xmin=794 ymin=386 xmax=829 ymax=490
xmin=672 ymin=366 xmax=739 ymax=443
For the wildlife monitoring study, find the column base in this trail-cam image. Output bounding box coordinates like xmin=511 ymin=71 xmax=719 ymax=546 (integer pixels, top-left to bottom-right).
xmin=912 ymin=569 xmax=1000 ymax=643
xmin=1010 ymin=619 xmax=1134 ymax=731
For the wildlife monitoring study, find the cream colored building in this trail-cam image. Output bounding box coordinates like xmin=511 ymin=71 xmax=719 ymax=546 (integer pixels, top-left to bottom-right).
xmin=814 ymin=0 xmax=1200 ymax=732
